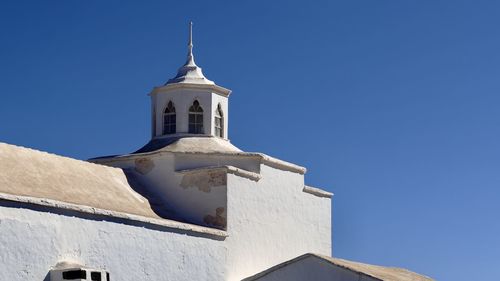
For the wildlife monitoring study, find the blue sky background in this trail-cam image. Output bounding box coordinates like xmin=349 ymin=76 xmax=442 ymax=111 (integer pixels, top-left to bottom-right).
xmin=1 ymin=1 xmax=499 ymax=280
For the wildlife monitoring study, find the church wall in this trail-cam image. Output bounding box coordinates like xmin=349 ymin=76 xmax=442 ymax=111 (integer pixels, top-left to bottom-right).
xmin=0 ymin=203 xmax=226 ymax=281
xmin=225 ymin=164 xmax=332 ymax=281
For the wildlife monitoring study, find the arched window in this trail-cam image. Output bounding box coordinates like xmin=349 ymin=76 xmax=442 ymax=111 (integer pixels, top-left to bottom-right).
xmin=163 ymin=101 xmax=176 ymax=135
xmin=188 ymin=100 xmax=204 ymax=134
xmin=214 ymin=104 xmax=223 ymax=138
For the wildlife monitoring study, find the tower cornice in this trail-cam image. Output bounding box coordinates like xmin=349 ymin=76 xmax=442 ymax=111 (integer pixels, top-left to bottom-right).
xmin=150 ymin=83 xmax=231 ymax=97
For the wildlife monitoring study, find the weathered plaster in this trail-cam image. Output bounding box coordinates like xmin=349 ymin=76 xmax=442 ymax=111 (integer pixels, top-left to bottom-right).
xmin=204 ymin=207 xmax=227 ymax=229
xmin=177 ymin=165 xmax=262 ymax=182
xmin=180 ymin=169 xmax=227 ymax=193
xmin=134 ymin=158 xmax=155 ymax=175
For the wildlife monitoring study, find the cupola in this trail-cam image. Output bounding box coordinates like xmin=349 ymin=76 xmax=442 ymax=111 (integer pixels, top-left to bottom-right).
xmin=150 ymin=22 xmax=231 ymax=139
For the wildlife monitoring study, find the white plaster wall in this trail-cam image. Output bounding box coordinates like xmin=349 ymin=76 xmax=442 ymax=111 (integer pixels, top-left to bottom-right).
xmin=152 ymin=89 xmax=228 ymax=138
xmin=225 ymin=165 xmax=332 ymax=281
xmin=99 ymin=154 xmax=229 ymax=229
xmin=0 ymin=205 xmax=226 ymax=281
xmin=249 ymin=256 xmax=378 ymax=281
xmin=97 ymin=152 xmax=271 ymax=230
xmin=96 ymin=152 xmax=332 ymax=280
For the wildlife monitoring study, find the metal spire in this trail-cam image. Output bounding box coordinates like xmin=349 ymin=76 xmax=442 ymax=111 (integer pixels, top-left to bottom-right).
xmin=186 ymin=21 xmax=195 ymax=66
xmin=188 ymin=21 xmax=193 ymax=53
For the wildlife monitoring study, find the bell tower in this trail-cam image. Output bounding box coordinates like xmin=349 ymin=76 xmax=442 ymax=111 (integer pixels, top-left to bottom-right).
xmin=150 ymin=22 xmax=231 ymax=140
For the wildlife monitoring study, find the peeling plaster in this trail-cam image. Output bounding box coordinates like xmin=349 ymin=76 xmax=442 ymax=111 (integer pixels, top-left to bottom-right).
xmin=204 ymin=207 xmax=227 ymax=229
xmin=177 ymin=166 xmax=262 ymax=182
xmin=180 ymin=171 xmax=226 ymax=193
xmin=134 ymin=158 xmax=155 ymax=175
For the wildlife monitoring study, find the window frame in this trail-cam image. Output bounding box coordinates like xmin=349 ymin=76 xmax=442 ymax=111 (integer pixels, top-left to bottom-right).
xmin=214 ymin=104 xmax=224 ymax=138
xmin=163 ymin=101 xmax=176 ymax=135
xmin=188 ymin=100 xmax=204 ymax=134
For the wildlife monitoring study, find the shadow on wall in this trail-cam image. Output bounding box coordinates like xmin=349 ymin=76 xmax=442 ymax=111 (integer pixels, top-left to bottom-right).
xmin=0 ymin=200 xmax=225 ymax=241
xmin=122 ymin=169 xmax=182 ymax=221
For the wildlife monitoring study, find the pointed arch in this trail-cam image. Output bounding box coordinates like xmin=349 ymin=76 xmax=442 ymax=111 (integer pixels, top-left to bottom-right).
xmin=163 ymin=101 xmax=176 ymax=135
xmin=188 ymin=100 xmax=204 ymax=134
xmin=214 ymin=104 xmax=224 ymax=138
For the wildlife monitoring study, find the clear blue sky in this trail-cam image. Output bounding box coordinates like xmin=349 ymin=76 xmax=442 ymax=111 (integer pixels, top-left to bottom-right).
xmin=1 ymin=1 xmax=499 ymax=280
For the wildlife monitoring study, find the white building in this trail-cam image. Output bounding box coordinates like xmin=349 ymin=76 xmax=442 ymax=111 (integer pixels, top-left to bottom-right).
xmin=0 ymin=23 xmax=433 ymax=281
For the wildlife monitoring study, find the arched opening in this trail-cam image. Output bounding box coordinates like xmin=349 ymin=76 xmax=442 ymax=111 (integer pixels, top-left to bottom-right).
xmin=214 ymin=104 xmax=223 ymax=138
xmin=188 ymin=100 xmax=204 ymax=134
xmin=163 ymin=101 xmax=176 ymax=135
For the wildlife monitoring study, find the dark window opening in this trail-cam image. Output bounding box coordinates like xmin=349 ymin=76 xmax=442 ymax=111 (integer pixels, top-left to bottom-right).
xmin=63 ymin=270 xmax=87 ymax=280
xmin=188 ymin=100 xmax=204 ymax=134
xmin=106 ymin=272 xmax=110 ymax=281
xmin=91 ymin=271 xmax=102 ymax=281
xmin=163 ymin=101 xmax=177 ymax=135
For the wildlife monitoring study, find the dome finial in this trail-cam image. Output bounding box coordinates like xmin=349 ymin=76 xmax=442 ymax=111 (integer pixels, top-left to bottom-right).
xmin=188 ymin=21 xmax=193 ymax=53
xmin=165 ymin=21 xmax=214 ymax=85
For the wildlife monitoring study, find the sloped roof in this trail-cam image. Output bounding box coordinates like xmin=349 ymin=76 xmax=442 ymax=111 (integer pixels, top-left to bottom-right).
xmin=244 ymin=253 xmax=433 ymax=281
xmin=316 ymin=254 xmax=433 ymax=281
xmin=0 ymin=142 xmax=225 ymax=237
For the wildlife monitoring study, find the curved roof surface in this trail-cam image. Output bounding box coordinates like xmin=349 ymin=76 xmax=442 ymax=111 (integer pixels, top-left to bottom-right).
xmin=0 ymin=142 xmax=225 ymax=236
xmin=133 ymin=136 xmax=242 ymax=154
xmin=0 ymin=142 xmax=163 ymax=218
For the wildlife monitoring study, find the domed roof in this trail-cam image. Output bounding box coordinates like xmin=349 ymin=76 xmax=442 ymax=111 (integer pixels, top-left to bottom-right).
xmin=166 ymin=22 xmax=214 ymax=86
xmin=134 ymin=136 xmax=242 ymax=154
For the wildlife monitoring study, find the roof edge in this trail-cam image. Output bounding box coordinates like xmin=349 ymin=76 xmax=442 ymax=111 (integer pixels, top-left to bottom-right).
xmin=0 ymin=192 xmax=227 ymax=238
xmin=242 ymin=253 xmax=314 ymax=281
xmin=150 ymin=82 xmax=231 ymax=97
xmin=176 ymin=165 xmax=262 ymax=182
xmin=241 ymin=253 xmax=382 ymax=281
xmin=303 ymin=185 xmax=333 ymax=198
xmin=92 ymin=151 xmax=306 ymax=175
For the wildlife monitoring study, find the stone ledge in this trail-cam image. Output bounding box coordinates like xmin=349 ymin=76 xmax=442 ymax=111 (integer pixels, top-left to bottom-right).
xmin=0 ymin=192 xmax=228 ymax=238
xmin=176 ymin=165 xmax=262 ymax=182
xmin=302 ymin=185 xmax=333 ymax=198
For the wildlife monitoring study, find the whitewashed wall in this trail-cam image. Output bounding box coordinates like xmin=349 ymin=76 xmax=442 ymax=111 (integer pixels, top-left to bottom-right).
xmin=0 ymin=203 xmax=226 ymax=281
xmin=99 ymin=153 xmax=230 ymax=229
xmin=90 ymin=151 xmax=332 ymax=281
xmin=225 ymin=165 xmax=332 ymax=281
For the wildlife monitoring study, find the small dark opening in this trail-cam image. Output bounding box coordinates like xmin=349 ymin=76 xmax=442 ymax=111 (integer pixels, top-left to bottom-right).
xmin=106 ymin=272 xmax=110 ymax=281
xmin=62 ymin=270 xmax=86 ymax=279
xmin=91 ymin=271 xmax=102 ymax=281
